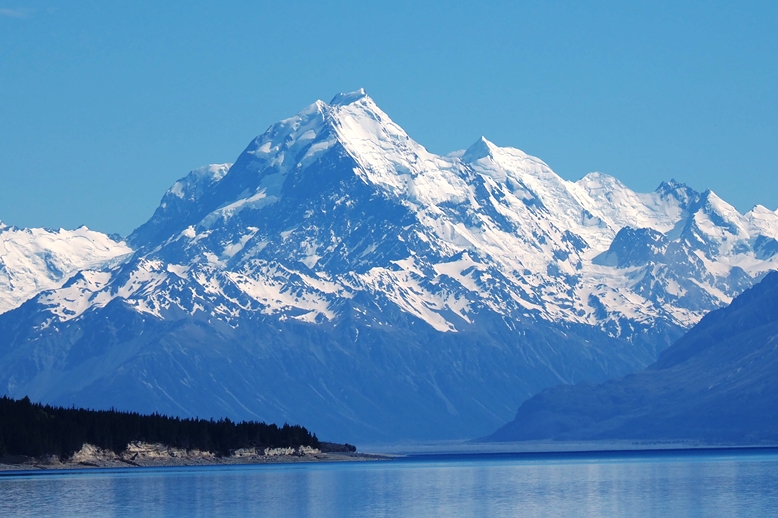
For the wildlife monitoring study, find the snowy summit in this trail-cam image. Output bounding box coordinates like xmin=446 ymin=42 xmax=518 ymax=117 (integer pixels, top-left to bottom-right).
xmin=1 ymin=90 xmax=777 ymax=442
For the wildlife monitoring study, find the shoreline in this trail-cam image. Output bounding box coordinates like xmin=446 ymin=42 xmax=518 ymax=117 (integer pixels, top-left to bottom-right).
xmin=0 ymin=442 xmax=389 ymax=473
xmin=6 ymin=445 xmax=778 ymax=478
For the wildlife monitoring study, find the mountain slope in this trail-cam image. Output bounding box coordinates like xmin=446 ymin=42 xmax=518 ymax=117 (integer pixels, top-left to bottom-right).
xmin=1 ymin=89 xmax=777 ymax=443
xmin=486 ymin=271 xmax=778 ymax=443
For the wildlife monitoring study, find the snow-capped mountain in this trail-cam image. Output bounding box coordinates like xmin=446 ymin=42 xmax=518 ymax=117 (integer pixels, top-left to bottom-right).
xmin=0 ymin=223 xmax=130 ymax=314
xmin=1 ymin=89 xmax=776 ymax=442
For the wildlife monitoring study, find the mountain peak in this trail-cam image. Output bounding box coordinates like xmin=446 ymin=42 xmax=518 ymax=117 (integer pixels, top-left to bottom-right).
xmin=578 ymin=171 xmax=626 ymax=189
xmin=747 ymin=204 xmax=778 ymax=217
xmin=330 ymin=88 xmax=368 ymax=106
xmin=462 ymin=136 xmax=497 ymax=163
xmin=656 ymin=179 xmax=694 ymax=195
xmin=697 ymin=189 xmax=729 ymax=210
xmin=655 ymin=179 xmax=699 ymax=209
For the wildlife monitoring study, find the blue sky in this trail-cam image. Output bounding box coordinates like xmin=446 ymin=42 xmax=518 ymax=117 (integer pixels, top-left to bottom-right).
xmin=1 ymin=1 xmax=776 ymax=236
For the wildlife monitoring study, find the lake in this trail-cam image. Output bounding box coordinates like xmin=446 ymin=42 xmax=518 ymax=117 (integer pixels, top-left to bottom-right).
xmin=2 ymin=448 xmax=778 ymax=517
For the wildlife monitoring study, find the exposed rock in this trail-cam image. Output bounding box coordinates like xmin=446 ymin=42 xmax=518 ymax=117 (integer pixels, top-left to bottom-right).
xmin=0 ymin=442 xmax=368 ymax=471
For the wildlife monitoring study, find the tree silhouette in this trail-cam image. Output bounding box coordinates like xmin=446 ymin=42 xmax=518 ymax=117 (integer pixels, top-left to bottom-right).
xmin=0 ymin=396 xmax=322 ymax=460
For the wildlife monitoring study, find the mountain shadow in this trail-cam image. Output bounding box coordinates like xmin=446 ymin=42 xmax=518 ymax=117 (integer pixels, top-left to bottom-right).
xmin=486 ymin=271 xmax=778 ymax=444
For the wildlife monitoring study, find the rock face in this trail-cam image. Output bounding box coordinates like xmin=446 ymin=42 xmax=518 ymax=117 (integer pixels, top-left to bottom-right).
xmin=23 ymin=442 xmax=324 ymax=469
xmin=1 ymin=89 xmax=777 ymax=443
xmin=486 ymin=271 xmax=778 ymax=444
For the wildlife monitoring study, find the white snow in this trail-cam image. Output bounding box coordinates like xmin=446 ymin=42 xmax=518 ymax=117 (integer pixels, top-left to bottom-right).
xmin=14 ymin=89 xmax=778 ymax=337
xmin=0 ymin=226 xmax=132 ymax=314
xmin=226 ymin=268 xmax=336 ymax=321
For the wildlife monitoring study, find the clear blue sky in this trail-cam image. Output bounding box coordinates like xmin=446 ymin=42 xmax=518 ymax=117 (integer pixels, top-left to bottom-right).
xmin=1 ymin=1 xmax=776 ymax=236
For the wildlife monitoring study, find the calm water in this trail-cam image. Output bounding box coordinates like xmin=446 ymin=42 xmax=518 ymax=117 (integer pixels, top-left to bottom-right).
xmin=2 ymin=449 xmax=778 ymax=517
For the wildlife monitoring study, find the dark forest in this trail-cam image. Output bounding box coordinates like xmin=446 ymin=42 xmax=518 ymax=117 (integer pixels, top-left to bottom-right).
xmin=0 ymin=396 xmax=325 ymax=459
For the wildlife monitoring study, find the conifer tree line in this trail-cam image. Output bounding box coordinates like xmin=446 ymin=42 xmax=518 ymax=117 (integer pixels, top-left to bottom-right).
xmin=0 ymin=396 xmax=322 ymax=459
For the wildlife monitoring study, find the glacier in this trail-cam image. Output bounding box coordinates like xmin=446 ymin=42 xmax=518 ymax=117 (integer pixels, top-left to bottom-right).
xmin=1 ymin=89 xmax=777 ymax=443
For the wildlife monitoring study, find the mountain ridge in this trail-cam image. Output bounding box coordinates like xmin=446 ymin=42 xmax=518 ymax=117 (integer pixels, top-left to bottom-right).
xmin=0 ymin=223 xmax=130 ymax=314
xmin=0 ymin=89 xmax=776 ymax=442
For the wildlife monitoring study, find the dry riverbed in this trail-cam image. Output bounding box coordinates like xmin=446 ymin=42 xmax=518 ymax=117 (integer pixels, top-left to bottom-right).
xmin=0 ymin=442 xmax=387 ymax=471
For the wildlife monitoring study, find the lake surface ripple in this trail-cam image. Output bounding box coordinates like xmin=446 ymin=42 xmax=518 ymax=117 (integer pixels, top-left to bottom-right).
xmin=2 ymin=448 xmax=777 ymax=517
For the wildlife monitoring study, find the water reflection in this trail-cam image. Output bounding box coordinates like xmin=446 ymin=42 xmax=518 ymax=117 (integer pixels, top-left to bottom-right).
xmin=2 ymin=451 xmax=778 ymax=517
